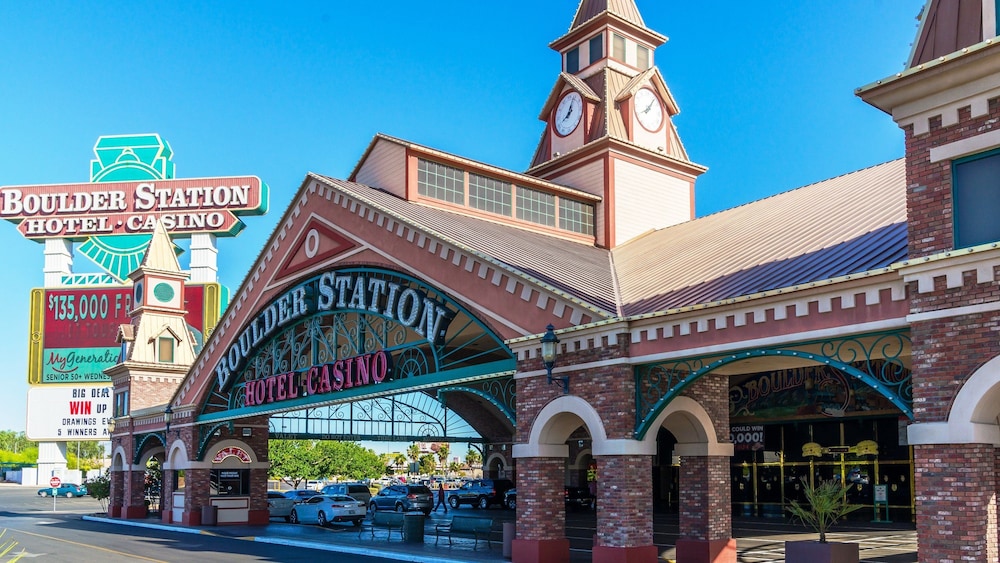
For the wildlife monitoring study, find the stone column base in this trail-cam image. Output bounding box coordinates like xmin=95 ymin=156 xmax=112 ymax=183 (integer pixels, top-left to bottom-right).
xmin=109 ymin=505 xmax=122 ymax=518
xmin=512 ymin=538 xmax=569 ymax=563
xmin=247 ymin=509 xmax=270 ymax=525
xmin=675 ymin=538 xmax=737 ymax=563
xmin=121 ymin=504 xmax=148 ymax=519
xmin=593 ymin=544 xmax=659 ymax=563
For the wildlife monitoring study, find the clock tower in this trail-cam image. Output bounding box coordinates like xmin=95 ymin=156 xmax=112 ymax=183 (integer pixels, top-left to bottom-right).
xmin=528 ymin=0 xmax=706 ymax=248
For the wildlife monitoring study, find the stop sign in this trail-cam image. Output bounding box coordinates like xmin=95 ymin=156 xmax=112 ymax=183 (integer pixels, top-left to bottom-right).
xmin=49 ymin=476 xmax=61 ymax=488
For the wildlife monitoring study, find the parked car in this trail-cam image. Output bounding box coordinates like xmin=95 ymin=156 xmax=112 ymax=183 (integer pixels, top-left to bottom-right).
xmin=37 ymin=483 xmax=87 ymax=498
xmin=290 ymin=494 xmax=366 ymax=527
xmin=369 ymin=484 xmax=434 ymax=515
xmin=267 ymin=490 xmax=296 ymax=521
xmin=283 ymin=489 xmax=321 ymax=502
xmin=502 ymin=487 xmax=596 ymax=511
xmin=446 ymin=478 xmax=514 ymax=509
xmin=320 ymin=482 xmax=372 ymax=505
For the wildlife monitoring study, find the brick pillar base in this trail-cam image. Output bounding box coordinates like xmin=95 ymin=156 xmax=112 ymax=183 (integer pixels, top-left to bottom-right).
xmin=109 ymin=504 xmax=122 ymax=518
xmin=593 ymin=544 xmax=659 ymax=563
xmin=675 ymin=538 xmax=737 ymax=563
xmin=121 ymin=504 xmax=148 ymax=519
xmin=512 ymin=538 xmax=569 ymax=563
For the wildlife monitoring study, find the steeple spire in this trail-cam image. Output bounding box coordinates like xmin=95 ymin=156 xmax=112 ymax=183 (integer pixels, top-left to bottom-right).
xmin=568 ymin=0 xmax=646 ymax=31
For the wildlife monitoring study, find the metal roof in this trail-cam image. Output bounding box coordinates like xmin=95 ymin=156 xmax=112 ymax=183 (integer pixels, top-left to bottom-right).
xmin=315 ymin=158 xmax=906 ymax=320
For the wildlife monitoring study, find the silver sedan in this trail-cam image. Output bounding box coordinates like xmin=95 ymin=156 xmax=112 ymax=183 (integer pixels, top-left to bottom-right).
xmin=289 ymin=494 xmax=367 ymax=527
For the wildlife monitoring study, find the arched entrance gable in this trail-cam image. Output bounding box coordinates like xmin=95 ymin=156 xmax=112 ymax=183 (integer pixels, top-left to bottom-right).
xmin=518 ymin=395 xmax=610 ymax=458
xmin=635 ymin=331 xmax=913 ymax=440
xmin=909 ymin=354 xmax=1000 ymax=445
xmin=165 ymin=440 xmax=190 ymax=470
xmin=640 ymin=395 xmax=732 ymax=457
xmin=133 ymin=435 xmax=165 ymax=466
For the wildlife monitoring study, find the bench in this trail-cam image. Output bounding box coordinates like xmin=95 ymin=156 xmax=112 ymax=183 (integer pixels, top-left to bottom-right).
xmin=434 ymin=515 xmax=494 ymax=549
xmin=359 ymin=511 xmax=405 ymax=541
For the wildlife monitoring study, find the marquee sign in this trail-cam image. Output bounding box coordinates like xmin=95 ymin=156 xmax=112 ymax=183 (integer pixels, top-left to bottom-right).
xmin=27 ymin=284 xmax=221 ymax=384
xmin=26 ymin=386 xmax=114 ymax=440
xmin=0 ymin=176 xmax=267 ymax=239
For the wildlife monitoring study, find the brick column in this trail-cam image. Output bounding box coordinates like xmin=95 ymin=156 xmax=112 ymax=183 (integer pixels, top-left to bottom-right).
xmin=915 ymin=444 xmax=998 ymax=562
xmin=109 ymin=469 xmax=124 ymax=517
xmin=593 ymin=454 xmax=658 ymax=563
xmin=512 ymin=457 xmax=569 ymax=563
xmin=161 ymin=468 xmax=175 ymax=523
xmin=179 ymin=468 xmax=211 ymax=525
xmin=675 ymin=456 xmax=736 ymax=562
xmin=122 ymin=469 xmax=148 ymax=519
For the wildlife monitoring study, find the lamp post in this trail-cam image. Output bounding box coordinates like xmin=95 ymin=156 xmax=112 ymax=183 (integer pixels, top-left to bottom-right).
xmin=542 ymin=324 xmax=567 ymax=393
xmin=164 ymin=405 xmax=174 ymax=436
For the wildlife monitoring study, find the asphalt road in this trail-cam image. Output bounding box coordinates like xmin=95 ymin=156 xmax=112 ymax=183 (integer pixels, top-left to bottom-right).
xmin=0 ymin=485 xmax=400 ymax=562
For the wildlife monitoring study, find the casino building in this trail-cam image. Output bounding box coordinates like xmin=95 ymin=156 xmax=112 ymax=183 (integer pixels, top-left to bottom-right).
xmin=103 ymin=1 xmax=1000 ymax=562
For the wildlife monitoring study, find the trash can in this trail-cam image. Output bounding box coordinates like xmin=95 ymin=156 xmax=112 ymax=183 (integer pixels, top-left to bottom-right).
xmin=201 ymin=504 xmax=218 ymax=526
xmin=403 ymin=511 xmax=425 ymax=543
xmin=502 ymin=521 xmax=515 ymax=559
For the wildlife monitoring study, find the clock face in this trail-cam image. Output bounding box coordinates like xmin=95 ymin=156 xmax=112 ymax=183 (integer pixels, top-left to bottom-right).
xmin=554 ymin=91 xmax=583 ymax=136
xmin=635 ymin=88 xmax=663 ymax=131
xmin=133 ymin=281 xmax=144 ymax=306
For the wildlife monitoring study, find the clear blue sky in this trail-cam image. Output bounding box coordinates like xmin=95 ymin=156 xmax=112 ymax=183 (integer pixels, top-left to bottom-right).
xmin=0 ymin=1 xmax=924 ymax=434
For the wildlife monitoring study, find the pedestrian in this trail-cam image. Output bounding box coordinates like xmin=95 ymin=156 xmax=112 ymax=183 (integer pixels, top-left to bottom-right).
xmin=435 ymin=482 xmax=448 ymax=513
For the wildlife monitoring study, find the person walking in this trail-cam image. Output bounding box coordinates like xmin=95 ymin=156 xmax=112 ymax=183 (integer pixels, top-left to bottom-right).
xmin=435 ymin=482 xmax=448 ymax=513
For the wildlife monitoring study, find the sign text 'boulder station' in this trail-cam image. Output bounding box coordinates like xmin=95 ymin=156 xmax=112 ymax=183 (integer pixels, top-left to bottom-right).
xmin=0 ymin=176 xmax=266 ymax=238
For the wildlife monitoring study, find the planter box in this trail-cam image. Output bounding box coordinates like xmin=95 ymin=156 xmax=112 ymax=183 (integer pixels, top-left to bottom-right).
xmin=785 ymin=540 xmax=859 ymax=563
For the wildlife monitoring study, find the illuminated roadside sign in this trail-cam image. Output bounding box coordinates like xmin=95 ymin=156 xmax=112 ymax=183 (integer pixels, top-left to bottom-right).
xmin=0 ymin=176 xmax=267 ymax=239
xmin=27 ymin=284 xmax=221 ymax=384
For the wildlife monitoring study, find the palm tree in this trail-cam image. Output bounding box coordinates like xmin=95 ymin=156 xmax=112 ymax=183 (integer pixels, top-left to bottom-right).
xmin=436 ymin=443 xmax=450 ymax=472
xmin=406 ymin=443 xmax=421 ymax=475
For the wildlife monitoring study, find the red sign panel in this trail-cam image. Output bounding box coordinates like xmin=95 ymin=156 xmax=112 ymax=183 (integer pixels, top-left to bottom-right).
xmin=0 ymin=176 xmax=266 ymax=239
xmin=50 ymin=476 xmax=61 ymax=488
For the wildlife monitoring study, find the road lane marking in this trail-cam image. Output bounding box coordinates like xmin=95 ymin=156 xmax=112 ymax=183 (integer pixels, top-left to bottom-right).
xmin=7 ymin=528 xmax=167 ymax=562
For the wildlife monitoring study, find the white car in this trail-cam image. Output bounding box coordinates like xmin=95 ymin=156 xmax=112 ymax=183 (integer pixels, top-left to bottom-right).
xmin=267 ymin=491 xmax=295 ymax=522
xmin=290 ymin=494 xmax=366 ymax=527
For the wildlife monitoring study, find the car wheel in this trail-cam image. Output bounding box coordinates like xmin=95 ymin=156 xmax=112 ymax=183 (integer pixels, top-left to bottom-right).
xmin=506 ymin=497 xmax=516 ymax=510
xmin=369 ymin=502 xmax=377 ymax=513
xmin=317 ymin=511 xmax=328 ymax=527
xmin=39 ymin=491 xmax=48 ymax=497
xmin=448 ymin=496 xmax=459 ymax=509
xmin=66 ymin=492 xmax=74 ymax=498
xmin=290 ymin=509 xmax=299 ymax=524
xmin=478 ymin=496 xmax=489 ymax=509
xmin=352 ymin=519 xmax=362 ymax=527
xmin=423 ymin=509 xmax=431 ymax=516
xmin=394 ymin=503 xmax=404 ymax=512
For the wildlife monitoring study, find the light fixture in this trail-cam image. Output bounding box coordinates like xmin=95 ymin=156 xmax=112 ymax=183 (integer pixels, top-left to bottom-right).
xmin=578 ymin=440 xmax=585 ymax=448
xmin=107 ymin=417 xmax=117 ymax=437
xmin=242 ymin=427 xmax=253 ymax=437
xmin=542 ymin=324 xmax=567 ymax=393
xmin=164 ymin=405 xmax=175 ymax=436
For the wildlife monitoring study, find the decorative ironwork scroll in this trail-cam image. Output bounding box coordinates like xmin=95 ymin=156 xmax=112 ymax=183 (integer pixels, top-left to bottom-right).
xmin=634 ymin=330 xmax=912 ymax=440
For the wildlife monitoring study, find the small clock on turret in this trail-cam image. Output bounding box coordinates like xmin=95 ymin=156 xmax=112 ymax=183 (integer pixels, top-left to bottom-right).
xmin=635 ymin=88 xmax=663 ymax=131
xmin=554 ymin=91 xmax=583 ymax=136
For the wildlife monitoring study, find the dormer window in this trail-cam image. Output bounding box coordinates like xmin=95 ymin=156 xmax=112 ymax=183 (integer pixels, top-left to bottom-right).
xmin=566 ymin=47 xmax=580 ymax=74
xmin=158 ymin=336 xmax=174 ymax=363
xmin=589 ymin=34 xmax=603 ymax=65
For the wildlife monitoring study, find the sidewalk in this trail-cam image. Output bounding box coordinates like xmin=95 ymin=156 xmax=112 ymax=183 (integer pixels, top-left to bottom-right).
xmin=82 ymin=512 xmax=510 ymax=563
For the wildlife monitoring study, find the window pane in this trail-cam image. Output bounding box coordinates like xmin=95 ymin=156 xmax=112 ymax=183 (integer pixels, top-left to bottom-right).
xmin=636 ymin=45 xmax=649 ymax=70
xmin=516 ymin=187 xmax=556 ymax=227
xmin=469 ymin=174 xmax=512 ymax=216
xmin=158 ymin=337 xmax=174 ymax=363
xmin=417 ymin=159 xmax=464 ymax=204
xmin=589 ymin=35 xmax=603 ymax=65
xmin=559 ymin=198 xmax=595 ymax=235
xmin=612 ymin=34 xmax=626 ymax=62
xmin=954 ymin=151 xmax=1000 ymax=248
xmin=566 ymin=48 xmax=579 ymax=74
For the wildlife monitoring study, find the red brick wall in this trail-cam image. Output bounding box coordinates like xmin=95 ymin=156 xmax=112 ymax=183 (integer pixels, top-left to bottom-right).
xmin=594 ymin=455 xmax=653 ymax=547
xmin=516 ymin=457 xmax=566 ymax=540
xmin=681 ymin=373 xmax=730 ymax=445
xmin=915 ymin=443 xmax=998 ymax=561
xmin=904 ymin=99 xmax=1000 ymax=259
xmin=678 ymin=456 xmax=732 ymax=541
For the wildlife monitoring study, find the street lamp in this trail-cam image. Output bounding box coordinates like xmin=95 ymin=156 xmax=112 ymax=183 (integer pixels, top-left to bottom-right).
xmin=541 ymin=324 xmax=567 ymax=393
xmin=164 ymin=405 xmax=175 ymax=436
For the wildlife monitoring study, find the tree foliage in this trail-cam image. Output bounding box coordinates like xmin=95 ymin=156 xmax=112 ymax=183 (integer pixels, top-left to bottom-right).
xmin=268 ymin=440 xmax=316 ymax=488
xmin=435 ymin=443 xmax=450 ymax=468
xmin=418 ymin=453 xmax=437 ymax=475
xmin=86 ymin=469 xmax=111 ymax=512
xmin=465 ymin=448 xmax=482 ymax=468
xmin=269 ymin=440 xmax=383 ymax=485
xmin=785 ymin=479 xmax=863 ymax=543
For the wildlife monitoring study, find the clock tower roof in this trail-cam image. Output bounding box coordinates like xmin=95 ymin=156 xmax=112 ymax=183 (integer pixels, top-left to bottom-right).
xmin=552 ymin=0 xmax=666 ymax=52
xmin=130 ymin=220 xmax=182 ymax=280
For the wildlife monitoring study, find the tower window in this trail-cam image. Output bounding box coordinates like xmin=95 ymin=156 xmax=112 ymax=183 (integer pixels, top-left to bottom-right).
xmin=417 ymin=159 xmax=465 ymax=204
xmin=612 ymin=34 xmax=626 ymax=62
xmin=589 ymin=34 xmax=603 ymax=65
xmin=158 ymin=336 xmax=174 ymax=363
xmin=566 ymin=47 xmax=579 ymax=74
xmin=636 ymin=45 xmax=650 ymax=70
xmin=469 ymin=174 xmax=512 ymax=216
